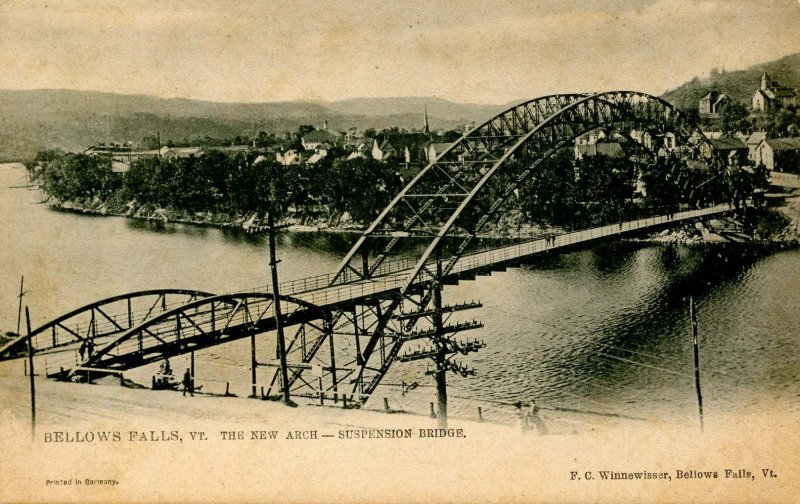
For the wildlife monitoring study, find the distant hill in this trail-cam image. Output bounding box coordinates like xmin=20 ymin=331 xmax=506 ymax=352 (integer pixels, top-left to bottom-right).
xmin=0 ymin=89 xmax=505 ymax=160
xmin=5 ymin=50 xmax=799 ymax=162
xmin=326 ymin=96 xmax=506 ymax=124
xmin=661 ymin=52 xmax=800 ymax=111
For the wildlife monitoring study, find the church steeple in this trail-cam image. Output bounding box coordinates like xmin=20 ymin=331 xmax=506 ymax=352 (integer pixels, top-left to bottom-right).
xmin=760 ymin=72 xmax=771 ymax=91
xmin=423 ymin=105 xmax=430 ymax=136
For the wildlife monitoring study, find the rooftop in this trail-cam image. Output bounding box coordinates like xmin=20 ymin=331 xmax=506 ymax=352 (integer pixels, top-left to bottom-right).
xmin=765 ymin=137 xmax=800 ymax=151
xmin=302 ymin=130 xmax=339 ymax=143
xmin=710 ymin=137 xmax=747 ymax=150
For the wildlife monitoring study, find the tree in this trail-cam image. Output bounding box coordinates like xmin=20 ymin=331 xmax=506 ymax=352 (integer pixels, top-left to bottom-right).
xmin=40 ymin=154 xmax=120 ymax=201
xmin=141 ymin=135 xmax=161 ymax=150
xmin=518 ymin=149 xmax=581 ymax=228
xmin=326 ymin=157 xmax=403 ymax=223
xmin=770 ymin=105 xmax=800 ymax=137
xmin=721 ymin=101 xmax=751 ymax=136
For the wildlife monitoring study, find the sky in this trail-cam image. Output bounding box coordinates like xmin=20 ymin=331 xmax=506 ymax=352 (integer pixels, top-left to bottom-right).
xmin=0 ymin=0 xmax=798 ymax=104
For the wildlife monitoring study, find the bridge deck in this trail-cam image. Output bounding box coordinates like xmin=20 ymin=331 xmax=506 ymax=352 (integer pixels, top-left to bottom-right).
xmin=7 ymin=204 xmax=733 ymax=375
xmin=280 ymin=204 xmax=733 ymax=308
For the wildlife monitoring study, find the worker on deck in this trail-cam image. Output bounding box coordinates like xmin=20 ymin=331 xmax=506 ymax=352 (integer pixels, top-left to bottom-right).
xmin=182 ymin=368 xmax=194 ymax=397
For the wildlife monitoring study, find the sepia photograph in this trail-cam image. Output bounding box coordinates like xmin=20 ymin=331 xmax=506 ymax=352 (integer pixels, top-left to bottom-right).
xmin=1 ymin=1 xmax=799 ymax=502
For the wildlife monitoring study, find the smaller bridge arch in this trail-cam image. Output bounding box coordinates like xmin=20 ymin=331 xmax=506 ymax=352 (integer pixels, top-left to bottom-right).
xmin=76 ymin=292 xmax=323 ymax=376
xmin=0 ymin=289 xmax=214 ymax=360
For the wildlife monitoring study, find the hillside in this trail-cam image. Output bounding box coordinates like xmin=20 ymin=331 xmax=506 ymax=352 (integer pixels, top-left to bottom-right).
xmin=661 ymin=52 xmax=800 ymax=111
xmin=326 ymin=96 xmax=505 ymax=123
xmin=0 ymin=90 xmax=500 ymax=160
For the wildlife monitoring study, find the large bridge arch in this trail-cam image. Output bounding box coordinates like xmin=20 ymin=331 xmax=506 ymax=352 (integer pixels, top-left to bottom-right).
xmin=399 ymin=91 xmax=720 ymax=294
xmin=330 ymin=91 xmax=717 ymax=291
xmin=302 ymin=91 xmax=723 ymax=402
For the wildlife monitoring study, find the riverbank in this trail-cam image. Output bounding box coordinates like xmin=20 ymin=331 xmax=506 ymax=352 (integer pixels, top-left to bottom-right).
xmin=640 ymin=172 xmax=800 ymax=246
xmin=42 ymin=189 xmax=800 ymax=246
xmin=48 ymin=196 xmax=368 ymax=235
xmin=35 ymin=170 xmax=800 ymax=245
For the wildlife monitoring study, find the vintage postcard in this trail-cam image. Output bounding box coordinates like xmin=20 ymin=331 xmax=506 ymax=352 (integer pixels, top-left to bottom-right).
xmin=1 ymin=1 xmax=799 ymax=502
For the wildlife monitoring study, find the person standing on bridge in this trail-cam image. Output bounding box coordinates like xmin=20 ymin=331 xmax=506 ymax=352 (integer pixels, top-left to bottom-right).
xmin=182 ymin=368 xmax=194 ymax=397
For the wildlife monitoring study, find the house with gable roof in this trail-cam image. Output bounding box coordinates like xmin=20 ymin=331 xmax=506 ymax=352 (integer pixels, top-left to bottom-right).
xmin=754 ymin=137 xmax=800 ymax=172
xmin=372 ymin=139 xmax=397 ymax=162
xmin=699 ymin=90 xmax=730 ymax=115
xmin=301 ymin=129 xmax=340 ymax=151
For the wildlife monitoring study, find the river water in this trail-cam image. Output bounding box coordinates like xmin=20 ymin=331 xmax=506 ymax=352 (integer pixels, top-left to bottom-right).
xmin=2 ymin=163 xmax=799 ymax=426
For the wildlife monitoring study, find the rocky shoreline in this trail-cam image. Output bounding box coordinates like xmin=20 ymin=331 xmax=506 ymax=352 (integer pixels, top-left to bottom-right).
xmin=42 ymin=175 xmax=800 ymax=246
xmin=49 ymin=196 xmax=366 ymax=235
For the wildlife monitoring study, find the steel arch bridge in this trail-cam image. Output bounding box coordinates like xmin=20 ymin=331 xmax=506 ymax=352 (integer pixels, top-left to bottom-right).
xmin=0 ymin=289 xmax=213 ymax=359
xmin=4 ymin=91 xmax=736 ymax=411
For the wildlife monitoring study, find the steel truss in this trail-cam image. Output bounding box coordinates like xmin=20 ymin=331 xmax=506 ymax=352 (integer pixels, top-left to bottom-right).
xmin=23 ymin=92 xmax=725 ymax=411
xmin=283 ymin=91 xmax=720 ymax=406
xmin=0 ymin=289 xmax=214 ymax=360
xmin=67 ymin=292 xmax=322 ymax=380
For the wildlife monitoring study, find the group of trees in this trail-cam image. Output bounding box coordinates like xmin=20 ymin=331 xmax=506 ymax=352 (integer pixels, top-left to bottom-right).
xmin=31 ymin=150 xmax=403 ymax=224
xmin=514 ymin=149 xmax=766 ymax=230
xmin=33 ymin=150 xmax=121 ymax=202
xmin=31 ymin=133 xmax=768 ymax=231
xmin=714 ymin=101 xmax=800 ymax=137
xmin=516 ymin=150 xmax=642 ymax=229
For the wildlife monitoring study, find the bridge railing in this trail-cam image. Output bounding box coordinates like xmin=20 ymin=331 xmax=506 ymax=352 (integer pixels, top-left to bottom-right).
xmin=275 ymin=204 xmax=735 ymax=308
xmin=239 ymin=255 xmax=419 ymax=297
xmin=43 ymin=204 xmax=734 ymax=371
xmin=447 ymin=204 xmax=732 ymax=276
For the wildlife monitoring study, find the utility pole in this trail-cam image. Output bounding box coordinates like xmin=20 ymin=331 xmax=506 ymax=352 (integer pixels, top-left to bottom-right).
xmin=268 ymin=210 xmax=291 ymax=404
xmin=16 ymin=275 xmax=24 ymax=336
xmin=433 ymin=250 xmax=448 ymax=429
xmin=25 ymin=306 xmax=35 ymax=439
xmin=689 ymin=296 xmax=704 ymax=432
xmin=250 ymin=332 xmax=257 ymax=398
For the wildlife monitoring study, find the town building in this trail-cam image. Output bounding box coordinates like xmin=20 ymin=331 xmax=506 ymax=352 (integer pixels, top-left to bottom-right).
xmin=698 ymin=91 xmax=729 ymax=115
xmin=574 ymin=129 xmax=627 ymax=159
xmin=754 ymin=137 xmax=800 ymax=172
xmin=372 ymin=139 xmax=397 ymax=162
xmin=425 ymin=142 xmax=452 ymax=162
xmin=752 ymin=72 xmax=797 ymax=112
xmin=574 ymin=142 xmax=626 ymax=160
xmin=710 ymin=137 xmax=748 ymax=167
xmin=159 ymin=146 xmax=204 ymax=159
xmin=745 ymin=131 xmax=767 ymax=163
xmin=306 ymin=149 xmax=328 ymax=166
xmin=301 ymin=129 xmax=339 ymax=151
xmin=276 ymin=149 xmax=304 ymax=166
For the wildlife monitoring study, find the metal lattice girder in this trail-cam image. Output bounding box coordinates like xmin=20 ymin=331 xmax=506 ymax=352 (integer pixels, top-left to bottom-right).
xmin=330 ymin=92 xmax=716 ymax=290
xmin=293 ymin=91 xmax=721 ymax=405
xmin=0 ymin=289 xmax=215 ymax=360
xmin=73 ymin=293 xmax=322 ymax=375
